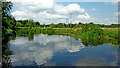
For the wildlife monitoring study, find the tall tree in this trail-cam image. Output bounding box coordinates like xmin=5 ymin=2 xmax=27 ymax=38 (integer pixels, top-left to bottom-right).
xmin=2 ymin=2 xmax=16 ymax=34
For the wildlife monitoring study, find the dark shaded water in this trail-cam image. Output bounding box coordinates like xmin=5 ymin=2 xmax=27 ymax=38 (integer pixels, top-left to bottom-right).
xmin=6 ymin=34 xmax=118 ymax=66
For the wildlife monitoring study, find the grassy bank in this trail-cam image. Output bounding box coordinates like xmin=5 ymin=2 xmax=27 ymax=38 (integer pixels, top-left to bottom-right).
xmin=15 ymin=27 xmax=119 ymax=46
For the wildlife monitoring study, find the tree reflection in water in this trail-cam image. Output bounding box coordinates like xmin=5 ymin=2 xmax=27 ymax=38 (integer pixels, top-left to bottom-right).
xmin=2 ymin=33 xmax=16 ymax=68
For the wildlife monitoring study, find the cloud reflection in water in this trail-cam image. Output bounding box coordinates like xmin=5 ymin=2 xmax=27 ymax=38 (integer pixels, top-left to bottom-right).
xmin=9 ymin=34 xmax=85 ymax=66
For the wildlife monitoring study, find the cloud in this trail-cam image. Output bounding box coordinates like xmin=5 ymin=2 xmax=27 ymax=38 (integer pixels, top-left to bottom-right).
xmin=38 ymin=11 xmax=67 ymax=19
xmin=7 ymin=0 xmax=95 ymax=24
xmin=93 ymin=17 xmax=118 ymax=25
xmin=111 ymin=2 xmax=118 ymax=5
xmin=54 ymin=0 xmax=119 ymax=2
xmin=11 ymin=11 xmax=29 ymax=20
xmin=77 ymin=13 xmax=91 ymax=19
xmin=66 ymin=4 xmax=85 ymax=14
xmin=114 ymin=12 xmax=120 ymax=16
xmin=8 ymin=0 xmax=55 ymax=10
xmin=8 ymin=0 xmax=117 ymax=24
xmin=91 ymin=8 xmax=96 ymax=11
xmin=77 ymin=13 xmax=95 ymax=22
xmin=54 ymin=4 xmax=85 ymax=15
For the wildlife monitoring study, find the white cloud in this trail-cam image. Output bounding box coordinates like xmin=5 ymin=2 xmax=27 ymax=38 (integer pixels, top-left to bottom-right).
xmin=105 ymin=2 xmax=118 ymax=5
xmin=54 ymin=0 xmax=119 ymax=2
xmin=93 ymin=17 xmax=118 ymax=25
xmin=66 ymin=4 xmax=85 ymax=14
xmin=11 ymin=11 xmax=29 ymax=20
xmin=77 ymin=13 xmax=91 ymax=19
xmin=11 ymin=11 xmax=26 ymax=16
xmin=9 ymin=0 xmax=55 ymax=9
xmin=54 ymin=4 xmax=85 ymax=15
xmin=39 ymin=11 xmax=67 ymax=19
xmin=114 ymin=12 xmax=120 ymax=16
xmin=111 ymin=2 xmax=118 ymax=5
xmin=91 ymin=8 xmax=96 ymax=11
xmin=77 ymin=13 xmax=95 ymax=22
xmin=104 ymin=18 xmax=109 ymax=21
xmin=8 ymin=0 xmax=117 ymax=24
xmin=8 ymin=0 xmax=95 ymax=24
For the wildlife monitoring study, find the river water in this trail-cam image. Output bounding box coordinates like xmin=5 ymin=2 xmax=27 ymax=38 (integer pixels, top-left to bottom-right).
xmin=7 ymin=34 xmax=118 ymax=66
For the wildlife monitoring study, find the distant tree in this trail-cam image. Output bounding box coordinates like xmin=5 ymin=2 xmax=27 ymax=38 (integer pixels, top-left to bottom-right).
xmin=74 ymin=23 xmax=83 ymax=28
xmin=110 ymin=24 xmax=118 ymax=28
xmin=19 ymin=20 xmax=28 ymax=26
xmin=50 ymin=23 xmax=55 ymax=28
xmin=82 ymin=23 xmax=101 ymax=32
xmin=78 ymin=22 xmax=82 ymax=24
xmin=82 ymin=24 xmax=89 ymax=32
xmin=16 ymin=22 xmax=21 ymax=27
xmin=57 ymin=23 xmax=65 ymax=28
xmin=34 ymin=22 xmax=40 ymax=27
xmin=43 ymin=24 xmax=46 ymax=28
xmin=89 ymin=22 xmax=94 ymax=24
xmin=26 ymin=20 xmax=35 ymax=28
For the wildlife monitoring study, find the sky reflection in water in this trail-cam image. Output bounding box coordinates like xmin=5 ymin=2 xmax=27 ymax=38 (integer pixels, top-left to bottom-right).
xmin=8 ymin=34 xmax=118 ymax=66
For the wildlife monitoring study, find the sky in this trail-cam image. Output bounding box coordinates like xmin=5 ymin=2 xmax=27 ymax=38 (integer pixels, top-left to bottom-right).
xmin=7 ymin=0 xmax=119 ymax=25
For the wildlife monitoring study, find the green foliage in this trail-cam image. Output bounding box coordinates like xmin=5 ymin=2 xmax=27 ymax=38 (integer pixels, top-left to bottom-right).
xmin=40 ymin=28 xmax=55 ymax=35
xmin=2 ymin=2 xmax=17 ymax=35
xmin=82 ymin=23 xmax=101 ymax=32
xmin=16 ymin=20 xmax=40 ymax=28
xmin=37 ymin=22 xmax=119 ymax=28
xmin=28 ymin=32 xmax=34 ymax=41
xmin=26 ymin=20 xmax=34 ymax=28
xmin=16 ymin=22 xmax=22 ymax=27
xmin=81 ymin=30 xmax=103 ymax=46
xmin=50 ymin=23 xmax=55 ymax=28
xmin=55 ymin=23 xmax=66 ymax=28
xmin=100 ymin=24 xmax=119 ymax=28
xmin=81 ymin=23 xmax=104 ymax=46
xmin=74 ymin=24 xmax=82 ymax=28
xmin=55 ymin=29 xmax=68 ymax=35
xmin=2 ymin=2 xmax=13 ymax=17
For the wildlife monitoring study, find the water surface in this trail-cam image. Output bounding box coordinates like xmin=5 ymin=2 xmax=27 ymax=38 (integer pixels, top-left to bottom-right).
xmin=8 ymin=34 xmax=118 ymax=66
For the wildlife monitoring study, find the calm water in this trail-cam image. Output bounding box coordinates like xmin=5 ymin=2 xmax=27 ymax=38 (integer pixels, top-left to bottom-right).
xmin=8 ymin=34 xmax=118 ymax=66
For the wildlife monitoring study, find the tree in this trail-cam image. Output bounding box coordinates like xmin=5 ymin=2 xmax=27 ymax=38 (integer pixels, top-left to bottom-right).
xmin=2 ymin=2 xmax=13 ymax=17
xmin=50 ymin=23 xmax=55 ymax=28
xmin=74 ymin=23 xmax=83 ymax=28
xmin=89 ymin=22 xmax=94 ymax=24
xmin=78 ymin=22 xmax=82 ymax=24
xmin=57 ymin=23 xmax=65 ymax=28
xmin=16 ymin=22 xmax=22 ymax=27
xmin=26 ymin=20 xmax=35 ymax=28
xmin=34 ymin=22 xmax=40 ymax=27
xmin=2 ymin=2 xmax=17 ymax=34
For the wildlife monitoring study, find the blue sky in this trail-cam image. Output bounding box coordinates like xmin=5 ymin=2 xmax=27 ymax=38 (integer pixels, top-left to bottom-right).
xmin=56 ymin=2 xmax=118 ymax=24
xmin=9 ymin=0 xmax=118 ymax=25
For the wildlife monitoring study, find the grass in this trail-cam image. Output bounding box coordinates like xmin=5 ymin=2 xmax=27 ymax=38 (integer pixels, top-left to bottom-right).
xmin=16 ymin=27 xmax=119 ymax=46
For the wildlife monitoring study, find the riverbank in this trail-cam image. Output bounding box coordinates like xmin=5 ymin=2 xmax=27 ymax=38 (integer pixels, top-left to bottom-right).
xmin=15 ymin=27 xmax=119 ymax=46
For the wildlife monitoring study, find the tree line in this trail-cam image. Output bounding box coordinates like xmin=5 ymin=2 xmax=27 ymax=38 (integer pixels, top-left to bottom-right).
xmin=16 ymin=20 xmax=119 ymax=28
